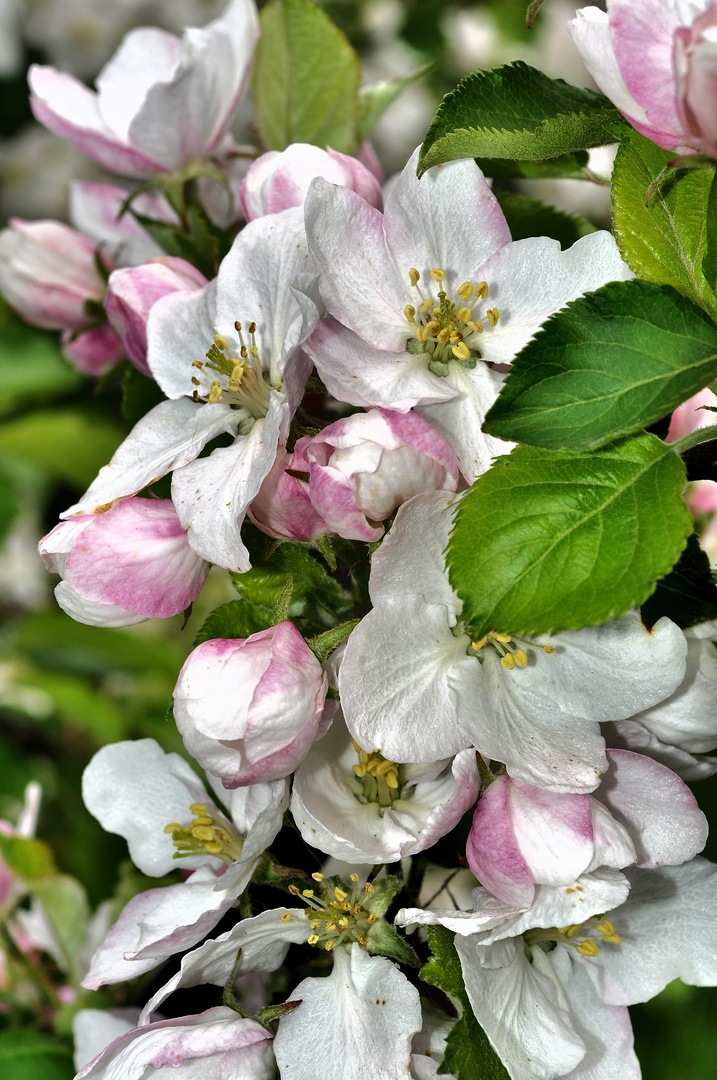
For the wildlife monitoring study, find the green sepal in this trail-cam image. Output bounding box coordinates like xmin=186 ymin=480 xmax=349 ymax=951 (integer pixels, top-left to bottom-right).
xmin=305 ymin=619 xmax=361 ymax=664
xmin=366 ymin=919 xmax=421 ymax=967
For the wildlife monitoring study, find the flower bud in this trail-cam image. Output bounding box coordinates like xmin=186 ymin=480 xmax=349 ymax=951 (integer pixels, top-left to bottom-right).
xmin=248 ymin=444 xmax=331 ymax=541
xmin=675 ymin=6 xmax=717 ymax=157
xmin=39 ymin=497 xmax=208 ymax=627
xmin=240 ymin=143 xmax=382 ymax=221
xmin=0 ymin=218 xmax=106 ymax=330
xmin=173 ymin=622 xmax=329 ymax=786
xmin=299 ymin=408 xmax=460 ymax=541
xmin=104 ymin=257 xmax=208 ymax=377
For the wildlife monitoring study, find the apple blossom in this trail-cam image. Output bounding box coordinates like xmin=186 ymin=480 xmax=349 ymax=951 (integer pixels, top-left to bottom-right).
xmin=69 ymin=181 xmax=174 ymax=268
xmin=298 ymin=407 xmax=460 ymax=541
xmin=0 ymin=218 xmax=123 ymax=375
xmin=104 ymin=256 xmax=208 ymax=377
xmin=38 ymin=497 xmax=209 ymax=627
xmin=248 ymin=444 xmax=332 ymax=541
xmin=241 ymin=142 xmax=383 ymax=220
xmin=466 ymin=749 xmax=706 ymax=908
xmin=60 ymin=206 xmax=321 ymax=572
xmin=29 ymin=0 xmax=259 ymax=179
xmin=172 ymin=622 xmax=330 ymax=786
xmin=290 ymin=708 xmax=479 ymax=864
xmin=339 ymin=491 xmax=688 ymax=790
xmin=604 ymin=718 xmax=717 ymax=781
xmin=303 ymin=147 xmax=631 ymax=479
xmin=81 ymin=739 xmax=288 ymax=987
xmin=74 ymin=1008 xmax=275 ymax=1080
xmin=570 ymin=1 xmax=717 ymax=158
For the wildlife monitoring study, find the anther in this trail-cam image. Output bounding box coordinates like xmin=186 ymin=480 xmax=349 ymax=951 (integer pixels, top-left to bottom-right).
xmin=213 ymin=334 xmax=229 ymax=352
xmin=404 ymin=304 xmax=416 ymax=321
xmin=248 ymin=322 xmax=256 ymax=335
xmin=312 ymin=872 xmax=324 ymax=882
xmin=457 ymin=282 xmax=473 ymax=300
xmin=487 ymin=307 xmax=499 ymax=326
xmin=282 ymin=913 xmax=292 ymax=922
xmin=452 ymin=341 xmax=471 ymax=361
xmin=409 ymin=268 xmax=420 ymax=287
xmin=234 ymin=321 xmax=242 ymax=333
xmin=430 ymin=268 xmax=446 ymax=282
xmin=576 ymin=940 xmax=600 ymax=957
xmin=476 ymin=281 xmax=489 ymax=299
xmin=288 ymin=885 xmax=300 ymax=895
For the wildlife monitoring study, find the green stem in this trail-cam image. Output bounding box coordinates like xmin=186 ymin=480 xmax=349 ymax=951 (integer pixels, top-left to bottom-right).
xmin=670 ymin=423 xmax=717 ymax=455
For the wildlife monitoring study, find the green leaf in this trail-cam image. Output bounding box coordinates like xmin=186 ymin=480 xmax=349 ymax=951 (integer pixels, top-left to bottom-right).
xmin=0 ymin=410 xmax=124 ymax=489
xmin=484 ymin=280 xmax=717 ymax=450
xmin=419 ymin=62 xmax=624 ymax=173
xmin=356 ymin=63 xmax=433 ymax=145
xmin=0 ymin=461 xmax=22 ymax=544
xmin=492 ymin=188 xmax=596 ymax=248
xmin=612 ymin=129 xmax=717 ymax=317
xmin=447 ymin=433 xmax=692 ymax=638
xmin=641 ymin=532 xmax=717 ymax=630
xmin=253 ymin=0 xmax=361 ymax=153
xmin=231 ymin=540 xmax=352 ymax=636
xmin=422 ymin=925 xmax=509 ymax=1080
xmin=0 ymin=1029 xmax=74 ymax=1080
xmin=31 ymin=875 xmax=90 ymax=981
xmin=0 ymin=309 xmax=83 ymax=416
xmin=193 ymin=598 xmax=272 ymax=647
xmin=475 ymin=151 xmax=591 ymax=180
xmin=702 ymin=169 xmax=717 ymax=292
xmin=0 ymin=834 xmax=57 ymax=879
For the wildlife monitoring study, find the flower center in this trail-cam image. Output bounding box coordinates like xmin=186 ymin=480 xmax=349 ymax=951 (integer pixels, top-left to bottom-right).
xmin=164 ymin=802 xmax=245 ymax=865
xmin=525 ymin=915 xmax=621 ymax=959
xmin=287 ymin=873 xmax=377 ymax=952
xmin=350 ymin=740 xmax=402 ymax=809
xmin=468 ymin=630 xmax=555 ymax=670
xmin=190 ymin=322 xmax=273 ymax=420
xmin=403 ymin=267 xmax=499 ymax=377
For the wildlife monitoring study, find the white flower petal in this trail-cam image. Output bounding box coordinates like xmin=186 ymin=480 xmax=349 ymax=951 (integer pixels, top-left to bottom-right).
xmin=171 ymin=394 xmax=286 ymax=570
xmin=273 ymin=945 xmax=422 ymax=1080
xmin=147 ymin=278 xmax=218 ymax=399
xmin=61 ymin=398 xmax=239 ymax=517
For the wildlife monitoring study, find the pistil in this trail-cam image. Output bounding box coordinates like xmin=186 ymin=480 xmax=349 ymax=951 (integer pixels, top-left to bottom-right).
xmin=469 ymin=630 xmax=555 ymax=669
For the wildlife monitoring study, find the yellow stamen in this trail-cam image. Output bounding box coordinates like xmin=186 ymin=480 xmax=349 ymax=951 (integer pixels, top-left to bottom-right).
xmin=430 ymin=267 xmax=447 ymax=282
xmin=213 ymin=334 xmax=229 ymax=352
xmin=457 ymin=281 xmax=473 ymax=300
xmin=404 ymin=304 xmax=416 ymax=321
xmin=282 ymin=913 xmax=292 ymax=922
xmin=476 ymin=281 xmax=489 ymax=299
xmin=576 ymin=940 xmax=600 ymax=957
xmin=487 ymin=307 xmax=499 ymax=327
xmin=452 ymin=341 xmax=471 ymax=361
xmin=312 ymin=872 xmax=324 ymax=882
xmin=409 ymin=268 xmax=420 ymax=287
xmin=501 ymin=654 xmax=516 ymax=670
xmin=325 ymin=940 xmax=336 ymax=951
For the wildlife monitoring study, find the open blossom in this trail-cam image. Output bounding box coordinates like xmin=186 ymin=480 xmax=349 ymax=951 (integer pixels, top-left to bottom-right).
xmin=81 ymin=739 xmax=288 ymax=987
xmin=303 ymin=147 xmax=630 ymax=480
xmin=59 ymin=206 xmax=320 ymax=572
xmin=38 ymin=498 xmax=209 ymax=627
xmin=570 ymin=1 xmax=717 ymax=158
xmin=291 ymin=707 xmax=479 ymax=864
xmin=298 ymin=407 xmax=460 ymax=541
xmin=29 ymin=0 xmax=258 ymax=179
xmin=241 ymin=143 xmax=383 ymax=220
xmin=74 ymin=1008 xmax=275 ymax=1080
xmin=104 ymin=257 xmax=208 ymax=377
xmin=339 ymin=491 xmax=688 ymax=791
xmin=173 ymin=622 xmax=331 ymax=786
xmin=401 ymin=858 xmax=717 ymax=1080
xmin=467 ymin=749 xmax=706 ymax=909
xmin=0 ymin=218 xmax=122 ymax=375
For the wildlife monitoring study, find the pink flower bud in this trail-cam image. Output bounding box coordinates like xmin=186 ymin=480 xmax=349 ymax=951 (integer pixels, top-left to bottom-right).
xmin=675 ymin=6 xmax=717 ymax=156
xmin=39 ymin=497 xmax=208 ymax=627
xmin=299 ymin=408 xmax=460 ymax=541
xmin=240 ymin=143 xmax=382 ymax=221
xmin=173 ymin=622 xmax=329 ymax=786
xmin=61 ymin=324 xmax=124 ymax=376
xmin=104 ymin=257 xmax=208 ymax=377
xmin=248 ymin=445 xmax=331 ymax=541
xmin=0 ymin=219 xmax=106 ymax=330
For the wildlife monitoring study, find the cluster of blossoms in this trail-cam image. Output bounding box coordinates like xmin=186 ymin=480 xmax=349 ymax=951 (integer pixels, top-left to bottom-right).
xmin=2 ymin=1 xmax=717 ymax=1078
